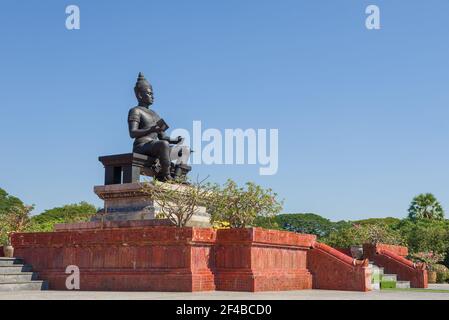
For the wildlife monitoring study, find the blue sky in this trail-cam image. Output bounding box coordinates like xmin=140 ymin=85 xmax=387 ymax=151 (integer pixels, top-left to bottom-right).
xmin=1 ymin=1 xmax=448 ymax=221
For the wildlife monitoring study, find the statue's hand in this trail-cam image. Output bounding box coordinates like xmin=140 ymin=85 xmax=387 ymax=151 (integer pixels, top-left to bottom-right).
xmin=149 ymin=125 xmax=163 ymax=133
xmin=170 ymin=136 xmax=183 ymax=144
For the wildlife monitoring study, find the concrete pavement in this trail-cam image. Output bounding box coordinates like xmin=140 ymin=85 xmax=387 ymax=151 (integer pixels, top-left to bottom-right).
xmin=0 ymin=284 xmax=448 ymax=300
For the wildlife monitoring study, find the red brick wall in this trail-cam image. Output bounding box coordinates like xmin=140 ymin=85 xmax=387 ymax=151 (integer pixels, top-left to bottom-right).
xmin=214 ymin=228 xmax=315 ymax=291
xmin=11 ymin=226 xmax=317 ymax=292
xmin=0 ymin=246 xmax=3 ymax=257
xmin=11 ymin=227 xmax=216 ymax=292
xmin=16 ymin=227 xmax=415 ymax=292
xmin=308 ymin=242 xmax=372 ymax=291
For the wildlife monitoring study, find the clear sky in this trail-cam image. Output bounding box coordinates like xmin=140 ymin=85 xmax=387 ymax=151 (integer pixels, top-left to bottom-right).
xmin=1 ymin=1 xmax=448 ymax=221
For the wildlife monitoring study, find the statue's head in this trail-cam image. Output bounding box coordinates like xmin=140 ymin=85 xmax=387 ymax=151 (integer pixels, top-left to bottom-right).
xmin=134 ymin=72 xmax=154 ymax=106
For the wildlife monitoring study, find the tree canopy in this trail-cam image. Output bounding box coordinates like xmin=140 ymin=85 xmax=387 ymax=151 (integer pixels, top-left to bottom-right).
xmin=408 ymin=193 xmax=444 ymax=220
xmin=30 ymin=202 xmax=97 ymax=232
xmin=0 ymin=188 xmax=26 ymax=216
xmin=274 ymin=213 xmax=346 ymax=238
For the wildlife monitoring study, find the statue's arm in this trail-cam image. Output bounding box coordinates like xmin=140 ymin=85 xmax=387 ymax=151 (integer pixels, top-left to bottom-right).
xmin=158 ymin=132 xmax=182 ymax=144
xmin=158 ymin=132 xmax=171 ymax=141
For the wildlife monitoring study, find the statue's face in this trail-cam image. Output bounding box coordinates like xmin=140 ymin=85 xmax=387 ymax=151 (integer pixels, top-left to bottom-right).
xmin=138 ymin=86 xmax=154 ymax=106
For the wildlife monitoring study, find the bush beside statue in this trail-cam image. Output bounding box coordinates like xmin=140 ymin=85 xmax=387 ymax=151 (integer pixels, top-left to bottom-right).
xmin=140 ymin=178 xmax=284 ymax=230
xmin=207 ymin=179 xmax=283 ymax=229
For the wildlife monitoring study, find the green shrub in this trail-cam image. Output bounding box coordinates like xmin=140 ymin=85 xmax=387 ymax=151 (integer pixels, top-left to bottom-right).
xmin=396 ymin=219 xmax=449 ymax=255
xmin=432 ymin=264 xmax=449 ymax=283
xmin=352 ymin=217 xmax=401 ymax=226
xmin=30 ymin=202 xmax=97 ymax=232
xmin=323 ymin=223 xmax=405 ymax=248
xmin=0 ymin=188 xmax=36 ymax=244
xmin=0 ymin=205 xmax=34 ymax=245
xmin=208 ymin=180 xmax=283 ymax=228
xmin=252 ymin=216 xmax=281 ymax=230
xmin=275 ymin=213 xmax=348 ymax=238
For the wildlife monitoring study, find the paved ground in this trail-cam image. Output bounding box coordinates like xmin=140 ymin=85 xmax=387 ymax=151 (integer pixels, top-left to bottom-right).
xmin=0 ymin=284 xmax=448 ymax=300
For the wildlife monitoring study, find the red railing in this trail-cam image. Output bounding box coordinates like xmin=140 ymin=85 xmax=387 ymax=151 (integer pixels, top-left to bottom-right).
xmin=307 ymin=242 xmax=371 ymax=291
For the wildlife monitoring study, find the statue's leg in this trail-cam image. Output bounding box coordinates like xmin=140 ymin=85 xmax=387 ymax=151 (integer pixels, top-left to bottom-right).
xmin=145 ymin=140 xmax=171 ymax=177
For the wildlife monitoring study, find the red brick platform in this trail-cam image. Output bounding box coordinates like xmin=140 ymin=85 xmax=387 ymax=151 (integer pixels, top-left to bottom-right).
xmin=11 ymin=225 xmax=316 ymax=292
xmin=215 ymin=228 xmax=315 ymax=291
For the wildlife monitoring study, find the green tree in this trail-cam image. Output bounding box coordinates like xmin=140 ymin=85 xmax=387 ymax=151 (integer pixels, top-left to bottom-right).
xmin=141 ymin=178 xmax=213 ymax=227
xmin=408 ymin=193 xmax=444 ymax=220
xmin=323 ymin=223 xmax=405 ymax=248
xmin=352 ymin=217 xmax=401 ymax=226
xmin=0 ymin=188 xmax=32 ymax=244
xmin=253 ymin=216 xmax=281 ymax=230
xmin=30 ymin=202 xmax=97 ymax=232
xmin=0 ymin=188 xmax=26 ymax=216
xmin=396 ymin=219 xmax=449 ymax=255
xmin=275 ymin=213 xmax=344 ymax=238
xmin=0 ymin=205 xmax=34 ymax=245
xmin=208 ymin=180 xmax=283 ymax=228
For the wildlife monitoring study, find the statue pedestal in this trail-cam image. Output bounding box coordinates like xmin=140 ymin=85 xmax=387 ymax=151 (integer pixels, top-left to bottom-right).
xmin=92 ymin=182 xmax=211 ymax=227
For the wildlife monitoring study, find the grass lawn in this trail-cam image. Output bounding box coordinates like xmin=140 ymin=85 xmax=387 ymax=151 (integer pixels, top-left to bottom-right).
xmin=382 ymin=288 xmax=449 ymax=294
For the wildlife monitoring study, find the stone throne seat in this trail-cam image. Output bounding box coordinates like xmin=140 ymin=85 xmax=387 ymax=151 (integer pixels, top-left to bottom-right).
xmin=99 ymin=153 xmax=192 ymax=185
xmin=99 ymin=153 xmax=158 ymax=185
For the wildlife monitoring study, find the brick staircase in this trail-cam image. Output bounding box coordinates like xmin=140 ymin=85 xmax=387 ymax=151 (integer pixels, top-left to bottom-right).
xmin=369 ymin=262 xmax=410 ymax=290
xmin=0 ymin=258 xmax=48 ymax=291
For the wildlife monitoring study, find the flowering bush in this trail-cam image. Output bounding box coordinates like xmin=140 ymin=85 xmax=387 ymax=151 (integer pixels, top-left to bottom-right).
xmin=0 ymin=205 xmax=34 ymax=245
xmin=432 ymin=264 xmax=449 ymax=283
xmin=323 ymin=223 xmax=405 ymax=248
xmin=142 ymin=177 xmax=212 ymax=227
xmin=212 ymin=221 xmax=231 ymax=229
xmin=208 ymin=179 xmax=283 ymax=228
xmin=411 ymin=251 xmax=445 ymax=267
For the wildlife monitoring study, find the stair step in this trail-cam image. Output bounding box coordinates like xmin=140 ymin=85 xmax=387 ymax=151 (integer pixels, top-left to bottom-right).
xmin=381 ymin=274 xmax=397 ymax=282
xmin=0 ymin=265 xmax=33 ymax=273
xmin=380 ymin=280 xmax=396 ymax=289
xmin=371 ymin=282 xmax=381 ymax=290
xmin=0 ymin=273 xmax=38 ymax=283
xmin=368 ymin=263 xmax=384 ymax=273
xmin=396 ymin=281 xmax=411 ymax=289
xmin=0 ymin=281 xmax=48 ymax=291
xmin=0 ymin=258 xmax=24 ymax=266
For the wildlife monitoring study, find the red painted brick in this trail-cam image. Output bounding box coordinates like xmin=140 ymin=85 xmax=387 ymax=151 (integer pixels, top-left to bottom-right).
xmin=11 ymin=227 xmax=216 ymax=292
xmin=214 ymin=228 xmax=315 ymax=292
xmin=363 ymin=243 xmax=427 ymax=288
xmin=15 ymin=227 xmax=415 ymax=292
xmin=11 ymin=226 xmax=316 ymax=292
xmin=307 ymin=242 xmax=372 ymax=291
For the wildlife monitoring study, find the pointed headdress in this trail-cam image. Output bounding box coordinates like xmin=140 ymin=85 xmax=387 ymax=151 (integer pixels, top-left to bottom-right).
xmin=134 ymin=72 xmax=152 ymax=93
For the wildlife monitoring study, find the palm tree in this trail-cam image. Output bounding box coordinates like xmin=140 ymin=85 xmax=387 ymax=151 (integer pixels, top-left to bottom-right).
xmin=408 ymin=193 xmax=444 ymax=220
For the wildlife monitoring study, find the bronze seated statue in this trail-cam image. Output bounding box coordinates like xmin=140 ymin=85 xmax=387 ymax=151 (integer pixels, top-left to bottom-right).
xmin=98 ymin=73 xmax=191 ymax=185
xmin=127 ymin=72 xmax=191 ymax=182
